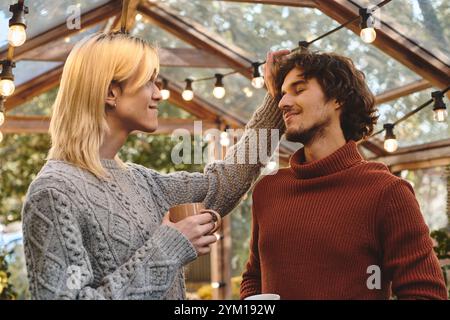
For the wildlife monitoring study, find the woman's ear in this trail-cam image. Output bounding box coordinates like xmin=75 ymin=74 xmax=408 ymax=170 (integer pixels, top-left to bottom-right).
xmin=105 ymin=82 xmax=121 ymax=108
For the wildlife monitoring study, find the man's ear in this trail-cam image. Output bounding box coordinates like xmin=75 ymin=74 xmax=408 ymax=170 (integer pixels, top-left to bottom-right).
xmin=105 ymin=82 xmax=121 ymax=108
xmin=333 ymin=99 xmax=343 ymax=111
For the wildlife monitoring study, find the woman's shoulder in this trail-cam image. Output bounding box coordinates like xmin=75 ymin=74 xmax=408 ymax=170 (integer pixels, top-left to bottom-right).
xmin=27 ymin=160 xmax=86 ymax=197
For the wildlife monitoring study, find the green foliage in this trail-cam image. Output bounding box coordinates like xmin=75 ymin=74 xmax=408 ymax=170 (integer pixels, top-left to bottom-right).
xmin=0 ymin=133 xmax=50 ymax=225
xmin=8 ymin=87 xmax=58 ymax=116
xmin=0 ymin=249 xmax=17 ymax=300
xmin=431 ymin=229 xmax=450 ymax=260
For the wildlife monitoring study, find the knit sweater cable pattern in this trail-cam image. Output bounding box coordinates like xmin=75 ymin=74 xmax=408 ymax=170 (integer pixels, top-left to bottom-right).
xmin=22 ymin=94 xmax=284 ymax=300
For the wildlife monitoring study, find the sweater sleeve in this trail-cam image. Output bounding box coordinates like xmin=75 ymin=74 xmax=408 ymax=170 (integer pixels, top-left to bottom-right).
xmin=22 ymin=187 xmax=197 ymax=300
xmin=240 ymin=198 xmax=262 ymax=299
xmin=133 ymin=93 xmax=285 ymax=216
xmin=379 ymin=179 xmax=448 ymax=300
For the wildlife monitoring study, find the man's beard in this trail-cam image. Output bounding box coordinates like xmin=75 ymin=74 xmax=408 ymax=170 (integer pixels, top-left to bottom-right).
xmin=285 ymin=118 xmax=330 ymax=145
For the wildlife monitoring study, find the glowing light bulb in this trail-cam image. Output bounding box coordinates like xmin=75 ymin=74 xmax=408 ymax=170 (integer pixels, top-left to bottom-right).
xmin=0 ymin=79 xmax=15 ymax=97
xmin=182 ymin=89 xmax=193 ymax=101
xmin=0 ymin=112 xmax=4 ymax=126
xmin=213 ymin=86 xmax=226 ymax=99
xmin=433 ymin=109 xmax=448 ymax=122
xmin=0 ymin=131 xmax=3 ymax=143
xmin=161 ymin=89 xmax=170 ymax=100
xmin=384 ymin=138 xmax=398 ymax=153
xmin=8 ymin=25 xmax=26 ymax=47
xmin=251 ymin=62 xmax=265 ymax=89
xmin=213 ymin=74 xmax=226 ymax=99
xmin=360 ymin=27 xmax=376 ymax=43
xmin=182 ymin=79 xmax=194 ymax=101
xmin=220 ymin=131 xmax=230 ymax=146
xmin=266 ymin=161 xmax=277 ymax=170
xmin=251 ymin=76 xmax=265 ymax=89
xmin=432 ymin=91 xmax=447 ymax=123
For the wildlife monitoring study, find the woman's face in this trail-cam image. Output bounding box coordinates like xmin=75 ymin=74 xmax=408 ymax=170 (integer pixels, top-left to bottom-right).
xmin=106 ymin=70 xmax=162 ymax=134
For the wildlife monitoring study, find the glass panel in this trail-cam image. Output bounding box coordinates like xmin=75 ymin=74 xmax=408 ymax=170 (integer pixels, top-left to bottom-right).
xmin=352 ymin=0 xmax=450 ymax=65
xmin=375 ymin=87 xmax=450 ymax=148
xmin=131 ymin=14 xmax=193 ymax=48
xmin=161 ymin=66 xmax=266 ymax=121
xmin=158 ymin=0 xmax=422 ymax=96
xmin=9 ymin=21 xmax=103 ymax=90
xmin=9 ymin=86 xmax=196 ymax=119
xmin=401 ymin=167 xmax=448 ymax=231
xmin=56 ymin=21 xmax=103 ymax=45
xmin=14 ymin=60 xmax=62 ymax=86
xmin=0 ymin=0 xmax=111 ymax=50
xmin=158 ymin=100 xmax=195 ymax=119
xmin=9 ymin=86 xmax=58 ymax=116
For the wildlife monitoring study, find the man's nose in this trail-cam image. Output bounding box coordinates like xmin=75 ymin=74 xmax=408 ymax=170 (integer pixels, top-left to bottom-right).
xmin=278 ymin=94 xmax=293 ymax=111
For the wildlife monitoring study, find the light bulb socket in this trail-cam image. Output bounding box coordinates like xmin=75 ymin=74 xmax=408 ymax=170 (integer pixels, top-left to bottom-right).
xmin=383 ymin=123 xmax=396 ymax=140
xmin=431 ymin=91 xmax=446 ymax=111
xmin=211 ymin=282 xmax=226 ymax=289
xmin=161 ymin=78 xmax=168 ymax=90
xmin=9 ymin=2 xmax=29 ymax=28
xmin=252 ymin=62 xmax=261 ymax=78
xmin=0 ymin=60 xmax=16 ymax=81
xmin=298 ymin=40 xmax=310 ymax=49
xmin=184 ymin=78 xmax=193 ymax=91
xmin=0 ymin=96 xmax=5 ymax=113
xmin=214 ymin=74 xmax=224 ymax=87
xmin=359 ymin=8 xmax=374 ymax=29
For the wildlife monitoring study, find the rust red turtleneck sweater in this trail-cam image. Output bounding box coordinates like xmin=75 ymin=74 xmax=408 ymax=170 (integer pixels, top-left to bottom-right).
xmin=240 ymin=141 xmax=447 ymax=300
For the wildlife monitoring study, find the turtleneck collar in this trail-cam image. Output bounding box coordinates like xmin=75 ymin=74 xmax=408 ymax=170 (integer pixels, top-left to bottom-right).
xmin=100 ymin=158 xmax=123 ymax=170
xmin=289 ymin=140 xmax=364 ymax=179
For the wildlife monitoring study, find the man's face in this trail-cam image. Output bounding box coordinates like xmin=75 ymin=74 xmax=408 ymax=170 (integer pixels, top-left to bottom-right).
xmin=278 ymin=67 xmax=340 ymax=145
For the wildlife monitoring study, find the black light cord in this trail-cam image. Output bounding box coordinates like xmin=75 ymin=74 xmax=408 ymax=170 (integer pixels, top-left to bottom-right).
xmin=370 ymin=85 xmax=450 ymax=138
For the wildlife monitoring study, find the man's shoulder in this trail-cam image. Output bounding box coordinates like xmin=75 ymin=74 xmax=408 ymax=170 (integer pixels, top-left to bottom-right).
xmin=253 ymin=167 xmax=292 ymax=193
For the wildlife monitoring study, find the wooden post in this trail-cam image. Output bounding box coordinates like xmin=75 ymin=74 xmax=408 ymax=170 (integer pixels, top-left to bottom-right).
xmin=209 ymin=122 xmax=232 ymax=300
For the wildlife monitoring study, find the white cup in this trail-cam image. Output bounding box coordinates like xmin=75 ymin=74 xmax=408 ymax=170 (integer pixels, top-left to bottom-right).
xmin=244 ymin=293 xmax=280 ymax=300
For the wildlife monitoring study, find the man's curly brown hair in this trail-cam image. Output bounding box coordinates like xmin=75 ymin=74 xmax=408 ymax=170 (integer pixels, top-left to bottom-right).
xmin=274 ymin=50 xmax=378 ymax=142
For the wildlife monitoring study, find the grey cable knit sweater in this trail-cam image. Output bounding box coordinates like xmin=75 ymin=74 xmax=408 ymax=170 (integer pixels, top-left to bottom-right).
xmin=22 ymin=94 xmax=284 ymax=300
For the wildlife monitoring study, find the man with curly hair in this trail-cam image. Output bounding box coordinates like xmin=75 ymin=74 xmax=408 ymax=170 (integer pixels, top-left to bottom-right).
xmin=240 ymin=50 xmax=447 ymax=300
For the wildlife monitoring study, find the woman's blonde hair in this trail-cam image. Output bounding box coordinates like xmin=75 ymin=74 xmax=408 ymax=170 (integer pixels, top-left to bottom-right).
xmin=48 ymin=32 xmax=159 ymax=179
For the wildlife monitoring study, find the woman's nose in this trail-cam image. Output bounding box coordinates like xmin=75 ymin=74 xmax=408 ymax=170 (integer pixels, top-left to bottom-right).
xmin=153 ymin=85 xmax=162 ymax=101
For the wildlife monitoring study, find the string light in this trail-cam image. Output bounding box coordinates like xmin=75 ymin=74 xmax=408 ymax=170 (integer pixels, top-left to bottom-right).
xmin=0 ymin=96 xmax=5 ymax=127
xmin=165 ymin=0 xmax=392 ymax=101
xmin=383 ymin=123 xmax=398 ymax=153
xmin=211 ymin=282 xmax=225 ymax=289
xmin=213 ymin=74 xmax=226 ymax=99
xmin=359 ymin=8 xmax=376 ymax=44
xmin=431 ymin=91 xmax=447 ymax=123
xmin=8 ymin=1 xmax=29 ymax=47
xmin=220 ymin=130 xmax=230 ymax=147
xmin=0 ymin=130 xmax=3 ymax=143
xmin=266 ymin=160 xmax=277 ymax=171
xmin=182 ymin=78 xmax=194 ymax=101
xmin=160 ymin=78 xmax=170 ymax=100
xmin=251 ymin=62 xmax=264 ymax=89
xmin=370 ymin=87 xmax=449 ymax=147
xmin=0 ymin=60 xmax=16 ymax=97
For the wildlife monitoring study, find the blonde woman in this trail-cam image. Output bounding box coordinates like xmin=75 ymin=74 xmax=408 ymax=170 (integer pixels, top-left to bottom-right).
xmin=21 ymin=32 xmax=286 ymax=300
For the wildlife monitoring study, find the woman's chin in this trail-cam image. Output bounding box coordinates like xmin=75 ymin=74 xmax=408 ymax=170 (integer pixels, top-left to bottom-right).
xmin=143 ymin=121 xmax=158 ymax=133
